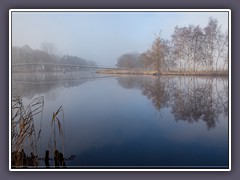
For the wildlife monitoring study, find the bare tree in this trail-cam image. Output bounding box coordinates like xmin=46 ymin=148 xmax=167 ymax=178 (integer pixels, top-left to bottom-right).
xmin=22 ymin=45 xmax=33 ymax=63
xmin=171 ymin=18 xmax=227 ymax=73
xmin=40 ymin=42 xmax=56 ymax=56
xmin=221 ymin=31 xmax=229 ymax=71
xmin=141 ymin=34 xmax=173 ymax=72
xmin=215 ymin=30 xmax=228 ymax=71
xmin=171 ymin=26 xmax=188 ymax=72
xmin=117 ymin=53 xmax=141 ymax=69
xmin=148 ymin=33 xmax=170 ymax=73
xmin=203 ymin=17 xmax=229 ymax=72
xmin=192 ymin=25 xmax=205 ymax=71
xmin=204 ymin=18 xmax=217 ymax=71
xmin=140 ymin=49 xmax=153 ymax=70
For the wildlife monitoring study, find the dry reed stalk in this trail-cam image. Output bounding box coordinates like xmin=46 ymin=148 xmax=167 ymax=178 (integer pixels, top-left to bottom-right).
xmin=48 ymin=106 xmax=65 ymax=162
xmin=11 ymin=95 xmax=44 ymax=167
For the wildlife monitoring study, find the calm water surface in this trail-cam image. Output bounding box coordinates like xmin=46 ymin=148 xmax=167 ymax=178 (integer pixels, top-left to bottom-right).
xmin=12 ymin=72 xmax=229 ymax=168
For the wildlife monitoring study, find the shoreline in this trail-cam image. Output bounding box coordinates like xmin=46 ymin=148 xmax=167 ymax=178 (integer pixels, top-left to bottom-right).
xmin=96 ymin=69 xmax=228 ymax=76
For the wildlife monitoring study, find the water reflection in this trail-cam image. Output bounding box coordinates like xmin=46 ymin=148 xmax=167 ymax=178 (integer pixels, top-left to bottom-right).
xmin=12 ymin=73 xmax=229 ymax=168
xmin=141 ymin=77 xmax=170 ymax=111
xmin=118 ymin=75 xmax=228 ymax=130
xmin=12 ymin=71 xmax=107 ymax=100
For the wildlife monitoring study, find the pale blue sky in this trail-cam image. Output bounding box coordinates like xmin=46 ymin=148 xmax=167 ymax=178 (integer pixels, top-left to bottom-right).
xmin=12 ymin=11 xmax=229 ymax=66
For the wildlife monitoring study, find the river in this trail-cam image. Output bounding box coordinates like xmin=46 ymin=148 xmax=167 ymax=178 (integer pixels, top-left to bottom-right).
xmin=11 ymin=71 xmax=229 ymax=169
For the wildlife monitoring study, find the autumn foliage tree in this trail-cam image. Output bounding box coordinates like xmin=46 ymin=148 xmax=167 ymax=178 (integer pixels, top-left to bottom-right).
xmin=140 ymin=34 xmax=172 ymax=73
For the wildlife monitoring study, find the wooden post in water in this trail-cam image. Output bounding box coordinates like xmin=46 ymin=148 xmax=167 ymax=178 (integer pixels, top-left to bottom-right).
xmin=45 ymin=150 xmax=50 ymax=168
xmin=59 ymin=152 xmax=66 ymax=168
xmin=54 ymin=150 xmax=60 ymax=168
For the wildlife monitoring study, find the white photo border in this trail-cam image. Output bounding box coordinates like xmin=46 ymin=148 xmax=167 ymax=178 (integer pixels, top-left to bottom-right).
xmin=9 ymin=9 xmax=231 ymax=172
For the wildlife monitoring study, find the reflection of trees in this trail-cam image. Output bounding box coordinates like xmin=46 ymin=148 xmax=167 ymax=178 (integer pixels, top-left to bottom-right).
xmin=171 ymin=77 xmax=225 ymax=130
xmin=117 ymin=76 xmax=146 ymax=90
xmin=12 ymin=80 xmax=88 ymax=100
xmin=172 ymin=77 xmax=219 ymax=129
xmin=12 ymin=72 xmax=93 ymax=99
xmin=141 ymin=77 xmax=170 ymax=111
xmin=118 ymin=76 xmax=171 ymax=111
xmin=117 ymin=76 xmax=228 ymax=130
xmin=215 ymin=77 xmax=228 ymax=118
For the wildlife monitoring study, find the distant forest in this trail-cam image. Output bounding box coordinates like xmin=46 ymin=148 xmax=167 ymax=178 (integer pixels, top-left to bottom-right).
xmin=12 ymin=42 xmax=97 ymax=67
xmin=116 ymin=17 xmax=228 ymax=73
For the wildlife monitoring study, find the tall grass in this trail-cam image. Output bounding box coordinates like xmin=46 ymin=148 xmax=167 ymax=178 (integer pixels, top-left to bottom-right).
xmin=48 ymin=106 xmax=65 ymax=165
xmin=12 ymin=94 xmax=69 ymax=168
xmin=11 ymin=95 xmax=44 ymax=167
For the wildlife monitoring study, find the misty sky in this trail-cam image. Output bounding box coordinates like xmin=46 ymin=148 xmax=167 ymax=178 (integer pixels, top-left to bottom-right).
xmin=12 ymin=10 xmax=229 ymax=66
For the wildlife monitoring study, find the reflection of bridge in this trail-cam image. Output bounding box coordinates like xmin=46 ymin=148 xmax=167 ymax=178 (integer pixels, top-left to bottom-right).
xmin=12 ymin=63 xmax=117 ymax=72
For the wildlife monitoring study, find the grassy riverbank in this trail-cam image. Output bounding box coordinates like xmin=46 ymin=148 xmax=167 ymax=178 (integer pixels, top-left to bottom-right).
xmin=96 ymin=69 xmax=228 ymax=76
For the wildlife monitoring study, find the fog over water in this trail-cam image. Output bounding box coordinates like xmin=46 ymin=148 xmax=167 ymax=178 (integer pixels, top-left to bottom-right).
xmin=12 ymin=11 xmax=228 ymax=66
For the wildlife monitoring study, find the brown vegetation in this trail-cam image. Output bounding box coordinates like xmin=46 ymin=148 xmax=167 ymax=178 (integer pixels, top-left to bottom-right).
xmin=11 ymin=94 xmax=73 ymax=168
xmin=96 ymin=69 xmax=228 ymax=76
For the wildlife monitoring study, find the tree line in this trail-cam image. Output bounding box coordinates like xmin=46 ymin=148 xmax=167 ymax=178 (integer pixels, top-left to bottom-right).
xmin=12 ymin=42 xmax=97 ymax=67
xmin=116 ymin=17 xmax=228 ymax=73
